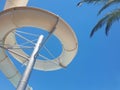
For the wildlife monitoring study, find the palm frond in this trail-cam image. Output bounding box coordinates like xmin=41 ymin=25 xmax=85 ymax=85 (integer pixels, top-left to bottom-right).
xmin=77 ymin=0 xmax=106 ymax=7
xmin=77 ymin=0 xmax=120 ymax=37
xmin=90 ymin=8 xmax=120 ymax=37
xmin=98 ymin=0 xmax=120 ymax=15
xmin=105 ymin=8 xmax=120 ymax=35
xmin=90 ymin=16 xmax=108 ymax=37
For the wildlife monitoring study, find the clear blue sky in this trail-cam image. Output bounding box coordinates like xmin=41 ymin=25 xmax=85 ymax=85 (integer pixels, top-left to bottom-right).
xmin=0 ymin=0 xmax=120 ymax=90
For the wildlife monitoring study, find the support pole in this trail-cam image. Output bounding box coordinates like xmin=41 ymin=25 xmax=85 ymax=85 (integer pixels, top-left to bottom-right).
xmin=16 ymin=35 xmax=44 ymax=90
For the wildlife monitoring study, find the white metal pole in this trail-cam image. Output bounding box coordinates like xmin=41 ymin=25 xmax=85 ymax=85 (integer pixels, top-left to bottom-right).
xmin=16 ymin=35 xmax=44 ymax=90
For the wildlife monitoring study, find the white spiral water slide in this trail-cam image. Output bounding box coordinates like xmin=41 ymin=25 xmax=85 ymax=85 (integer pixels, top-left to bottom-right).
xmin=0 ymin=0 xmax=32 ymax=90
xmin=0 ymin=0 xmax=78 ymax=89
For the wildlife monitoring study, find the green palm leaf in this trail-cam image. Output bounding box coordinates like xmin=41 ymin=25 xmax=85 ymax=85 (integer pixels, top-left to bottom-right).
xmin=90 ymin=16 xmax=108 ymax=37
xmin=77 ymin=0 xmax=120 ymax=37
xmin=90 ymin=8 xmax=120 ymax=37
xmin=105 ymin=8 xmax=120 ymax=35
xmin=98 ymin=0 xmax=120 ymax=15
xmin=77 ymin=0 xmax=106 ymax=7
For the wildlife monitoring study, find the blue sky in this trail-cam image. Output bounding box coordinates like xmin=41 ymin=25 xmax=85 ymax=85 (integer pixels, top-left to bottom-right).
xmin=0 ymin=0 xmax=120 ymax=90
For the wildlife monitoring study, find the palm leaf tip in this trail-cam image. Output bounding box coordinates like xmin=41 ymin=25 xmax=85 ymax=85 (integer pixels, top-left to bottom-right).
xmin=97 ymin=0 xmax=120 ymax=15
xmin=90 ymin=22 xmax=106 ymax=37
xmin=90 ymin=15 xmax=109 ymax=37
xmin=90 ymin=29 xmax=95 ymax=37
xmin=105 ymin=8 xmax=120 ymax=35
xmin=77 ymin=1 xmax=83 ymax=7
xmin=105 ymin=22 xmax=112 ymax=36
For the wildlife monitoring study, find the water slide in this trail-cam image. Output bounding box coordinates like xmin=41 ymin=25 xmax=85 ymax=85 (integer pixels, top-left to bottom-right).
xmin=0 ymin=0 xmax=78 ymax=89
